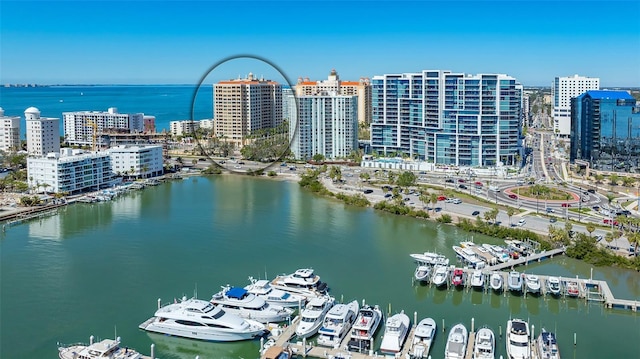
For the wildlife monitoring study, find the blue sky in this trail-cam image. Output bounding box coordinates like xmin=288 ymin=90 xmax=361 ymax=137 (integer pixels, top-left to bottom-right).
xmin=2 ymin=0 xmax=639 ymax=86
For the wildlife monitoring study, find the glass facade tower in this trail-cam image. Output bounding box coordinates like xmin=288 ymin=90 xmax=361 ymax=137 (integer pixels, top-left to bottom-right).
xmin=371 ymin=70 xmax=522 ymax=166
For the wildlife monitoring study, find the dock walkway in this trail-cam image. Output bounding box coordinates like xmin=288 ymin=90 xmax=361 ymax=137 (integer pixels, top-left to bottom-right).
xmin=484 ymin=247 xmax=565 ymax=271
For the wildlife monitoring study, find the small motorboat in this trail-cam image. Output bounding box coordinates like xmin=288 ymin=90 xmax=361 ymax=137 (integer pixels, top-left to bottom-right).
xmin=414 ymin=265 xmax=431 ymax=282
xmin=452 ymin=268 xmax=465 ymax=287
xmin=432 ymin=266 xmax=449 ymax=287
xmin=409 ymin=317 xmax=436 ymax=358
xmin=473 ymin=327 xmax=495 ymax=359
xmin=537 ymin=329 xmax=561 ymax=359
xmin=546 ymin=276 xmax=561 ymax=296
xmin=445 ymin=323 xmax=468 ymax=359
xmin=565 ymin=280 xmax=580 ymax=297
xmin=508 ymin=271 xmax=523 ymax=293
xmin=470 ymin=270 xmax=485 ymax=290
xmin=490 ymin=272 xmax=503 ymax=292
xmin=58 ymin=336 xmax=152 ymax=359
xmin=525 ymin=274 xmax=541 ymax=294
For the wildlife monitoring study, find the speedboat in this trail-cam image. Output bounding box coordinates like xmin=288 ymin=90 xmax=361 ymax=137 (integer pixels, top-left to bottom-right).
xmin=452 ymin=268 xmax=465 ymax=287
xmin=270 ymin=268 xmax=328 ymax=300
xmin=473 ymin=327 xmax=495 ymax=359
xmin=348 ymin=303 xmax=382 ymax=352
xmin=317 ymin=299 xmax=359 ymax=347
xmin=470 ymin=270 xmax=485 ymax=290
xmin=432 ymin=266 xmax=449 ymax=287
xmin=210 ymin=286 xmax=293 ymax=323
xmin=445 ymin=323 xmax=468 ymax=359
xmin=410 ymin=252 xmax=449 ymax=266
xmin=379 ymin=311 xmax=410 ymax=355
xmin=483 ymin=244 xmax=510 ymax=263
xmin=139 ymin=297 xmax=267 ymax=341
xmin=565 ymin=280 xmax=580 ymax=297
xmin=453 ymin=246 xmax=485 ymax=269
xmin=414 ymin=265 xmax=431 ymax=282
xmin=508 ymin=271 xmax=523 ymax=293
xmin=506 ymin=318 xmax=531 ymax=359
xmin=490 ymin=272 xmax=503 ymax=292
xmin=409 ymin=317 xmax=436 ymax=358
xmin=295 ymin=295 xmax=335 ymax=338
xmin=525 ymin=274 xmax=541 ymax=294
xmin=546 ymin=277 xmax=561 ymax=296
xmin=537 ymin=329 xmax=561 ymax=359
xmin=58 ymin=336 xmax=152 ymax=359
xmin=244 ymin=277 xmax=307 ymax=308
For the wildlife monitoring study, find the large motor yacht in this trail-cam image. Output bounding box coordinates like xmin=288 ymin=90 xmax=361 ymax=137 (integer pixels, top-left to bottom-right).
xmin=270 ymin=268 xmax=328 ymax=300
xmin=139 ymin=297 xmax=267 ymax=342
xmin=409 ymin=317 xmax=436 ymax=358
xmin=445 ymin=323 xmax=468 ymax=359
xmin=506 ymin=318 xmax=531 ymax=359
xmin=316 ymin=299 xmax=359 ymax=347
xmin=295 ymin=295 xmax=335 ymax=338
xmin=244 ymin=277 xmax=307 ymax=308
xmin=58 ymin=336 xmax=152 ymax=359
xmin=210 ymin=286 xmax=293 ymax=323
xmin=379 ymin=311 xmax=410 ymax=355
xmin=347 ymin=303 xmax=383 ymax=353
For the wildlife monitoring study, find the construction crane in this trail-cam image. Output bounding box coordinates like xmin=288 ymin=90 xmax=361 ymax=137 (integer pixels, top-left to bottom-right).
xmin=85 ymin=120 xmax=98 ymax=151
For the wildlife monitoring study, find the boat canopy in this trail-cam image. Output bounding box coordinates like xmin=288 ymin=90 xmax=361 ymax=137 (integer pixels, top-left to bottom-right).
xmin=226 ymin=287 xmax=249 ymax=299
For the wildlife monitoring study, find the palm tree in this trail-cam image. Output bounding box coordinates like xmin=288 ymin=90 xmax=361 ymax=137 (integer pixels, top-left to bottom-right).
xmin=586 ymin=223 xmax=596 ymax=238
xmin=627 ymin=231 xmax=640 ymax=256
xmin=506 ymin=207 xmax=516 ymax=226
xmin=604 ymin=232 xmax=615 ymax=250
xmin=429 ymin=193 xmax=438 ymax=215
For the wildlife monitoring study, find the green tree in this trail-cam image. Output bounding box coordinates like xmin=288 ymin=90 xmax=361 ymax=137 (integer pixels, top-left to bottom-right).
xmin=312 ymin=153 xmax=325 ymax=162
xmin=359 ymin=172 xmax=371 ymax=182
xmin=586 ymin=223 xmax=596 ymax=238
xmin=396 ymin=171 xmax=416 ymax=189
xmin=328 ymin=166 xmax=342 ymax=183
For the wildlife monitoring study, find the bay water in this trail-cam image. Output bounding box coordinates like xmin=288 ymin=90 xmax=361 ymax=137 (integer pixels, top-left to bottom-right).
xmin=1 ymin=175 xmax=639 ymax=359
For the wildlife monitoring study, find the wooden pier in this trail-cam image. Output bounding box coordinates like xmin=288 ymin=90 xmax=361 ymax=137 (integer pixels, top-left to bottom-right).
xmin=484 ymin=247 xmax=566 ymax=271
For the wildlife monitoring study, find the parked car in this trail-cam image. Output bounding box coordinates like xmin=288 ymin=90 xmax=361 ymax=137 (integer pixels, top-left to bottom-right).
xmin=546 ymin=207 xmax=554 ymax=213
xmin=459 ymin=184 xmax=468 ymax=189
xmin=518 ymin=218 xmax=526 ymax=226
xmin=445 ymin=178 xmax=454 ymax=183
xmin=550 ymin=217 xmax=557 ymax=223
xmin=452 ymin=198 xmax=462 ymax=204
xmin=437 ymin=196 xmax=447 ymax=201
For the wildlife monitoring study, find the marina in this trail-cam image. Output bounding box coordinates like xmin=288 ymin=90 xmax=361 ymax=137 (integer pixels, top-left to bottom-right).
xmin=2 ymin=176 xmax=639 ymax=359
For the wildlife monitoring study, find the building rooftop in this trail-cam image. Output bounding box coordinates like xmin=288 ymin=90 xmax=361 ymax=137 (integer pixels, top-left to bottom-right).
xmin=584 ymin=90 xmax=634 ymax=100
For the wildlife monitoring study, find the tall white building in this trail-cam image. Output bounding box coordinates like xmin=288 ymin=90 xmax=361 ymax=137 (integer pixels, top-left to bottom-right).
xmin=0 ymin=108 xmax=21 ymax=151
xmin=63 ymin=107 xmax=144 ymax=147
xmin=290 ymin=93 xmax=358 ymax=160
xmin=296 ymin=69 xmax=371 ymax=125
xmin=25 ymin=107 xmax=60 ymax=157
xmin=108 ymin=145 xmax=164 ymax=178
xmin=552 ymin=74 xmax=600 ymax=136
xmin=27 ymin=148 xmax=117 ymax=194
xmin=169 ymin=120 xmax=200 ymax=137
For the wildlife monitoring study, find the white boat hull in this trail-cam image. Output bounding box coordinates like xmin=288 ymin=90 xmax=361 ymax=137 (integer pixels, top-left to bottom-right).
xmin=410 ymin=318 xmax=436 ymax=358
xmin=141 ymin=317 xmax=266 ymax=342
xmin=490 ymin=273 xmax=503 ymax=292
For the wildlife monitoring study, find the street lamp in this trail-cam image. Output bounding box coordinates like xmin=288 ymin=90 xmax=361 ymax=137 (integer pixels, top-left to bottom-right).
xmin=578 ymin=186 xmax=582 ymax=222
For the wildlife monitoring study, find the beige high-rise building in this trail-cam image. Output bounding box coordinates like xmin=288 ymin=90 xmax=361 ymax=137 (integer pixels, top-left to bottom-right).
xmin=0 ymin=108 xmax=21 ymax=152
xmin=295 ymin=69 xmax=371 ymax=125
xmin=213 ymin=73 xmax=282 ymax=148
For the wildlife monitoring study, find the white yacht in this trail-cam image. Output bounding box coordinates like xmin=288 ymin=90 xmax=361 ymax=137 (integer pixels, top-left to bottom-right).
xmin=473 ymin=327 xmax=495 ymax=359
xmin=295 ymin=295 xmax=335 ymax=338
xmin=58 ymin=336 xmax=152 ymax=359
xmin=409 ymin=317 xmax=436 ymax=358
xmin=524 ymin=274 xmax=541 ymax=294
xmin=506 ymin=318 xmax=531 ymax=359
xmin=508 ymin=271 xmax=523 ymax=293
xmin=546 ymin=276 xmax=561 ymax=296
xmin=410 ymin=252 xmax=450 ymax=266
xmin=210 ymin=286 xmax=293 ymax=323
xmin=348 ymin=303 xmax=383 ymax=352
xmin=490 ymin=272 xmax=503 ymax=292
xmin=483 ymin=244 xmax=510 ymax=263
xmin=470 ymin=270 xmax=485 ymax=290
xmin=244 ymin=277 xmax=307 ymax=308
xmin=445 ymin=323 xmax=468 ymax=359
xmin=414 ymin=265 xmax=431 ymax=282
xmin=537 ymin=329 xmax=561 ymax=359
xmin=270 ymin=268 xmax=328 ymax=299
xmin=453 ymin=245 xmax=485 ymax=269
xmin=316 ymin=299 xmax=359 ymax=347
xmin=432 ymin=265 xmax=449 ymax=287
xmin=379 ymin=311 xmax=410 ymax=355
xmin=139 ymin=297 xmax=267 ymax=342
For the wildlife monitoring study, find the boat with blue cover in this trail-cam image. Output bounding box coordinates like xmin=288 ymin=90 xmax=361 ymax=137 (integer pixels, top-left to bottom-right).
xmin=211 ymin=286 xmax=293 ymax=323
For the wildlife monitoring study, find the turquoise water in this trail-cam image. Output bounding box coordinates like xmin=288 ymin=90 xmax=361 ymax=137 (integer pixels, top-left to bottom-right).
xmin=1 ymin=176 xmax=639 ymax=359
xmin=0 ymin=85 xmax=214 ymax=135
